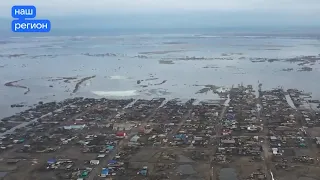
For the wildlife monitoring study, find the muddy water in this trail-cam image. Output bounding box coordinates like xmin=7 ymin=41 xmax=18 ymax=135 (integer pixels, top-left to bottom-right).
xmin=176 ymin=164 xmax=196 ymax=175
xmin=1 ymin=32 xmax=320 ymax=118
xmin=298 ymin=177 xmax=316 ymax=180
xmin=219 ymin=168 xmax=238 ymax=180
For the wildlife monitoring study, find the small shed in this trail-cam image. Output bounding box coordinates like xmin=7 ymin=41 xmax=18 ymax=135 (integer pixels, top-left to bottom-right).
xmin=101 ymin=168 xmax=109 ymax=177
xmin=116 ymin=131 xmax=126 ymax=138
xmin=130 ymin=135 xmax=140 ymax=142
xmin=90 ymin=160 xmax=100 ymax=165
xmin=6 ymin=159 xmax=20 ymax=164
xmin=97 ymin=154 xmax=106 ymax=158
xmin=270 ymin=136 xmax=277 ymax=141
xmin=47 ymin=159 xmax=56 ymax=164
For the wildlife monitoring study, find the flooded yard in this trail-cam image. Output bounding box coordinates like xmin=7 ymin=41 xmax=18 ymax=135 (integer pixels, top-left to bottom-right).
xmin=219 ymin=168 xmax=238 ymax=180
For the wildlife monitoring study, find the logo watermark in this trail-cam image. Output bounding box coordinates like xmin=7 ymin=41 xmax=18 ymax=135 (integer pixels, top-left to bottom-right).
xmin=11 ymin=5 xmax=51 ymax=32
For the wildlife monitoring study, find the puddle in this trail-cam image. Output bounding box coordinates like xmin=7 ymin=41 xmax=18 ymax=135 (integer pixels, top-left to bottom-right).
xmin=294 ymin=148 xmax=310 ymax=156
xmin=178 ymin=155 xmax=194 ymax=163
xmin=185 ymin=175 xmax=205 ymax=180
xmin=176 ymin=164 xmax=196 ymax=175
xmin=219 ymin=168 xmax=238 ymax=180
xmin=298 ymin=177 xmax=316 ymax=180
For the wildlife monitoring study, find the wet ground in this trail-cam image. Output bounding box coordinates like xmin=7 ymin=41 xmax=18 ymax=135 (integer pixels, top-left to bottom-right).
xmin=219 ymin=168 xmax=238 ymax=180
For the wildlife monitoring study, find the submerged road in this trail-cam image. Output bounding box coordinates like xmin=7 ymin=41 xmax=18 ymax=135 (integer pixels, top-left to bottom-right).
xmin=258 ymin=90 xmax=273 ymax=180
xmin=211 ymin=95 xmax=230 ymax=180
xmin=215 ymin=95 xmax=230 ymax=138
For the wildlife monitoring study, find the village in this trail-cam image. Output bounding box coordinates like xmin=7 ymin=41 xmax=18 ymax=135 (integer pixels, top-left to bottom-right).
xmin=0 ymin=85 xmax=320 ymax=180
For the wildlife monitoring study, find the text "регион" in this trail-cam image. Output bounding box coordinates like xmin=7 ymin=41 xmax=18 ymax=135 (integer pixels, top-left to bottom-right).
xmin=11 ymin=5 xmax=51 ymax=32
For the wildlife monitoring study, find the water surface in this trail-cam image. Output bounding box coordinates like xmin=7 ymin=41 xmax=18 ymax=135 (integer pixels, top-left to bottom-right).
xmin=1 ymin=30 xmax=320 ymax=118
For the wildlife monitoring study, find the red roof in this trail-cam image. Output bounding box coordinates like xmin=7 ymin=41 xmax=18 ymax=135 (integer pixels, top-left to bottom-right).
xmin=116 ymin=132 xmax=126 ymax=136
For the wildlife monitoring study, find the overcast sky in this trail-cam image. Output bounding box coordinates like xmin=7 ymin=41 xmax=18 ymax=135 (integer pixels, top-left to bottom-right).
xmin=1 ymin=0 xmax=320 ymax=29
xmin=1 ymin=0 xmax=320 ymax=15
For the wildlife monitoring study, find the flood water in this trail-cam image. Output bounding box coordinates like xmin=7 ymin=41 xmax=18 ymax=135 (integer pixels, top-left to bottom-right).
xmin=298 ymin=177 xmax=316 ymax=180
xmin=1 ymin=29 xmax=320 ymax=118
xmin=219 ymin=168 xmax=238 ymax=180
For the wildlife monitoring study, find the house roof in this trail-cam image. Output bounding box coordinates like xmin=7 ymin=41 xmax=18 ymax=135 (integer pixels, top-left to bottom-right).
xmin=90 ymin=160 xmax=99 ymax=164
xmin=221 ymin=139 xmax=235 ymax=144
xmin=130 ymin=135 xmax=140 ymax=142
xmin=101 ymin=168 xmax=109 ymax=175
xmin=65 ymin=121 xmax=86 ymax=126
xmin=116 ymin=132 xmax=126 ymax=136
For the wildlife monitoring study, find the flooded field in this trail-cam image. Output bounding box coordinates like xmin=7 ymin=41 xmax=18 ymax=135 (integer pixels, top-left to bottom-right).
xmin=1 ymin=31 xmax=320 ymax=118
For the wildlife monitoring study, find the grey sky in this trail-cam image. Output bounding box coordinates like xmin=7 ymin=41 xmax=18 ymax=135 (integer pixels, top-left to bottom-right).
xmin=1 ymin=0 xmax=320 ymax=16
xmin=1 ymin=0 xmax=320 ymax=29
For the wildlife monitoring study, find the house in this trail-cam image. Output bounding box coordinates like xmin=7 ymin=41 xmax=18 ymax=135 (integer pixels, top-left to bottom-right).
xmin=315 ymin=137 xmax=320 ymax=147
xmin=90 ymin=160 xmax=100 ymax=165
xmin=194 ymin=136 xmax=203 ymax=141
xmin=131 ymin=135 xmax=140 ymax=142
xmin=6 ymin=159 xmax=20 ymax=164
xmin=247 ymin=125 xmax=259 ymax=132
xmin=139 ymin=125 xmax=153 ymax=134
xmin=63 ymin=122 xmax=86 ymax=130
xmin=97 ymin=154 xmax=106 ymax=158
xmin=222 ymin=129 xmax=232 ymax=136
xmin=221 ymin=139 xmax=236 ymax=145
xmin=270 ymin=136 xmax=277 ymax=142
xmin=272 ymin=148 xmax=282 ymax=156
xmin=63 ymin=124 xmax=86 ymax=130
xmin=47 ymin=159 xmax=56 ymax=164
xmin=101 ymin=168 xmax=109 ymax=177
xmin=129 ymin=135 xmax=140 ymax=146
xmin=116 ymin=131 xmax=126 ymax=139
xmin=113 ymin=123 xmax=133 ymax=131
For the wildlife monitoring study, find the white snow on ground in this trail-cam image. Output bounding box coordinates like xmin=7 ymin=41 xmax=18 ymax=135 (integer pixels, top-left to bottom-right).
xmin=92 ymin=90 xmax=138 ymax=97
xmin=285 ymin=94 xmax=297 ymax=109
xmin=108 ymin=75 xmax=130 ymax=80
